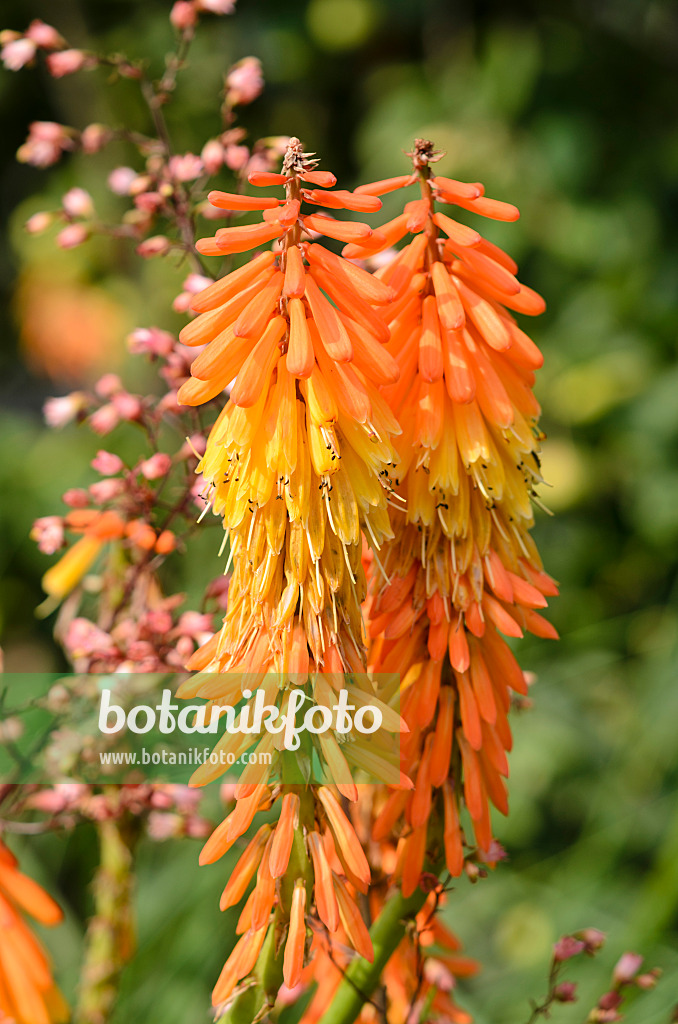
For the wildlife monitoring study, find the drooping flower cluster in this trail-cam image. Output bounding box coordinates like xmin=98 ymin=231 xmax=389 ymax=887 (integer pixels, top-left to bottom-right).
xmin=362 ymin=140 xmax=557 ymax=889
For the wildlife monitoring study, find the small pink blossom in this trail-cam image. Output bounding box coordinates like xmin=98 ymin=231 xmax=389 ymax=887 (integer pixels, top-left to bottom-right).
xmin=89 ymin=479 xmax=125 ymax=504
xmin=147 ymin=812 xmax=183 ymax=841
xmin=95 ymin=373 xmax=122 ymax=398
xmin=553 ymin=936 xmax=585 ymax=962
xmin=613 ymin=952 xmax=643 ymax=985
xmin=31 ymin=516 xmax=64 ymax=555
xmin=44 ymin=392 xmax=86 ymax=427
xmin=553 ymin=981 xmax=577 ymax=1003
xmin=62 ymin=488 xmax=90 ymax=508
xmin=108 ymin=166 xmax=137 ymax=195
xmin=91 ymin=450 xmax=123 ymax=476
xmin=127 ymin=327 xmax=175 ymax=357
xmin=224 ymin=143 xmax=249 ymax=171
xmin=578 ymin=928 xmax=606 ymax=953
xmin=62 ymin=186 xmax=94 ymax=218
xmin=136 ymin=235 xmax=171 ymax=258
xmin=81 ymin=123 xmax=111 ymax=153
xmin=25 ymin=20 xmax=65 ymax=49
xmin=111 ymin=391 xmax=143 ymax=420
xmin=201 ymin=138 xmax=224 ymax=174
xmin=65 ymin=618 xmax=116 ymax=659
xmin=139 ymin=453 xmax=172 ymax=480
xmin=168 ymin=152 xmax=203 ymax=182
xmin=56 ymin=223 xmax=88 ymax=249
xmin=134 ymin=190 xmax=165 ymax=213
xmin=89 ymin=403 xmax=120 ymax=435
xmin=177 ymin=611 xmax=214 ymax=638
xmin=1 ymin=37 xmax=37 ymax=71
xmin=144 ymin=610 xmax=173 ymax=634
xmin=25 ymin=211 xmax=52 ymax=233
xmin=225 ymin=56 xmax=263 ymax=106
xmin=170 ymin=1 xmax=198 ymax=29
xmin=47 ymin=49 xmax=90 ymax=77
xmin=17 ymin=121 xmax=73 ymax=168
xmin=197 ymin=0 xmax=236 ymax=12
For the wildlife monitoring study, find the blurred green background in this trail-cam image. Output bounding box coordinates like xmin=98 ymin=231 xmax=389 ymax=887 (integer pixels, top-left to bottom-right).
xmin=1 ymin=0 xmax=677 ymax=1020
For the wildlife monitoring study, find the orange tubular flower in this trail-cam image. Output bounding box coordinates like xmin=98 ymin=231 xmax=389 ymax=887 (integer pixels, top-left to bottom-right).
xmin=365 ymin=139 xmax=557 ymax=882
xmin=0 ymin=839 xmax=68 ymax=1024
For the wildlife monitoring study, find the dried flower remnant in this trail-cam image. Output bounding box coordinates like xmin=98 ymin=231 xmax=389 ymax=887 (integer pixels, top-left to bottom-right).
xmin=365 ymin=139 xmax=557 ymax=893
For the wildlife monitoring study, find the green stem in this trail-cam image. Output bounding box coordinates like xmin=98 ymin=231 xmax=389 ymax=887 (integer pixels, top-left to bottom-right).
xmin=74 ymin=802 xmax=141 ymax=1024
xmin=316 ymin=870 xmax=441 ymax=1024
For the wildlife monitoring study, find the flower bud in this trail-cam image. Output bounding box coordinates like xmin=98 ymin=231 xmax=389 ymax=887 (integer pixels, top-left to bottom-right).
xmin=56 ymin=223 xmax=89 ymax=249
xmin=139 ymin=453 xmax=172 ymax=480
xmin=553 ymin=936 xmax=585 ymax=962
xmin=170 ymin=1 xmax=198 ymax=29
xmin=108 ymin=166 xmax=137 ymax=195
xmin=136 ymin=235 xmax=171 ymax=258
xmin=81 ymin=123 xmax=112 ymax=154
xmin=62 ymin=187 xmax=94 ymax=218
xmin=25 ymin=20 xmax=65 ymax=49
xmin=1 ymin=37 xmax=37 ymax=71
xmin=554 ymin=981 xmax=577 ymax=1003
xmin=91 ymin=450 xmax=123 ymax=476
xmin=25 ymin=211 xmax=53 ymax=234
xmin=225 ymin=57 xmax=263 ymax=106
xmin=44 ymin=392 xmax=87 ymax=427
xmin=612 ymin=952 xmax=643 ymax=985
xmin=47 ymin=49 xmax=90 ymax=77
xmin=31 ymin=516 xmax=64 ymax=555
xmin=201 ymin=138 xmax=224 ymax=174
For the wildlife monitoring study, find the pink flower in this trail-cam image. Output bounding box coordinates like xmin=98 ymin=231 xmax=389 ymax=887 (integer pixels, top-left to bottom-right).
xmin=139 ymin=453 xmax=172 ymax=480
xmin=578 ymin=928 xmax=606 ymax=953
xmin=127 ymin=327 xmax=175 ymax=357
xmin=17 ymin=121 xmax=73 ymax=168
xmin=95 ymin=373 xmax=122 ymax=398
xmin=613 ymin=952 xmax=643 ymax=985
xmin=553 ymin=937 xmax=585 ymax=962
xmin=196 ymin=0 xmax=236 ymax=12
xmin=111 ymin=391 xmax=143 ymax=420
xmin=184 ymin=273 xmax=213 ymax=294
xmin=136 ymin=235 xmax=171 ymax=258
xmin=168 ymin=153 xmax=203 ymax=181
xmin=56 ymin=223 xmax=88 ymax=249
xmin=553 ymin=981 xmax=577 ymax=1003
xmin=108 ymin=166 xmax=137 ymax=195
xmin=144 ymin=609 xmax=173 ymax=634
xmin=65 ymin=618 xmax=117 ymax=659
xmin=62 ymin=488 xmax=89 ymax=508
xmin=170 ymin=1 xmax=198 ymax=30
xmin=89 ymin=403 xmax=120 ymax=435
xmin=1 ymin=37 xmax=36 ymax=71
xmin=147 ymin=812 xmax=183 ymax=841
xmin=89 ymin=479 xmax=125 ymax=504
xmin=47 ymin=49 xmax=90 ymax=77
xmin=224 ymin=144 xmax=249 ymax=171
xmin=44 ymin=392 xmax=87 ymax=427
xmin=225 ymin=56 xmax=263 ymax=106
xmin=200 ymin=139 xmax=224 ymax=174
xmin=25 ymin=20 xmax=65 ymax=49
xmin=31 ymin=516 xmax=64 ymax=555
xmin=81 ymin=123 xmax=111 ymax=154
xmin=25 ymin=211 xmax=52 ymax=234
xmin=91 ymin=450 xmax=123 ymax=476
xmin=62 ymin=186 xmax=94 ymax=218
xmin=134 ymin=190 xmax=165 ymax=213
xmin=176 ymin=611 xmax=214 ymax=638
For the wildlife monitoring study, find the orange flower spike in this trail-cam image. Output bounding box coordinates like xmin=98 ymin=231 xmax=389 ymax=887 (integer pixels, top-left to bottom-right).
xmin=283 ymin=244 xmax=306 ymax=298
xmin=283 ymin=881 xmax=307 ymax=990
xmin=189 ymin=327 xmax=249 ymax=381
xmin=317 ymin=787 xmax=371 ymax=891
xmin=308 ymin=831 xmax=339 ymax=931
xmin=333 ymin=875 xmax=374 ymax=962
xmin=263 ymin=198 xmax=299 ymax=227
xmin=219 ymin=824 xmax=272 ymax=910
xmin=311 ymin=266 xmax=390 ymax=342
xmin=181 ymin=282 xmax=261 ymax=345
xmin=269 ymin=792 xmax=300 ymax=878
